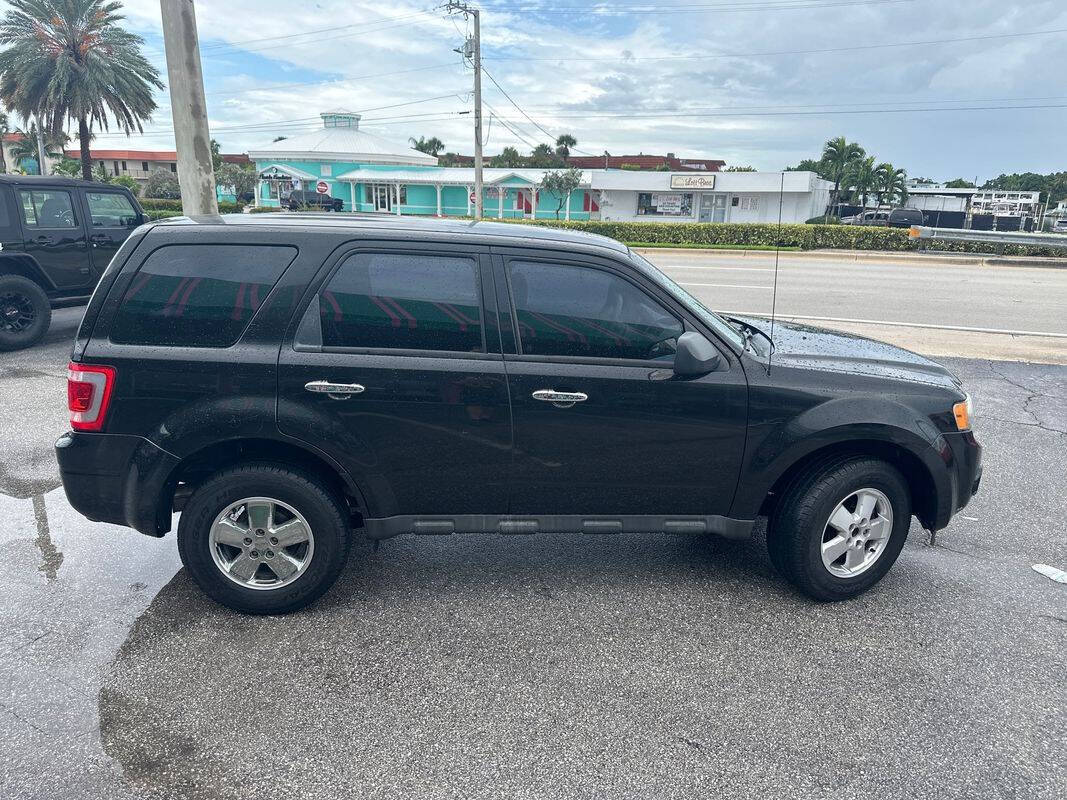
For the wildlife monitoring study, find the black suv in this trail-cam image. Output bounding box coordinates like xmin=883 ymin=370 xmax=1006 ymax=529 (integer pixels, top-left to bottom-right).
xmin=286 ymin=190 xmax=343 ymax=212
xmin=55 ymin=216 xmax=982 ymax=614
xmin=0 ymin=175 xmax=145 ymax=351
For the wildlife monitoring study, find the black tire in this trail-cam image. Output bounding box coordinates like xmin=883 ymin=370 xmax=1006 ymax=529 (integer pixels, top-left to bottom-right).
xmin=0 ymin=274 xmax=51 ymax=352
xmin=177 ymin=462 xmax=352 ymax=614
xmin=767 ymin=456 xmax=911 ymax=601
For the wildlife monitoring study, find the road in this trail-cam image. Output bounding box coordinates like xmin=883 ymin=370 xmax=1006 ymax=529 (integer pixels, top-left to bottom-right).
xmin=641 ymin=250 xmax=1067 ymax=363
xmin=0 ymin=256 xmax=1065 ymax=799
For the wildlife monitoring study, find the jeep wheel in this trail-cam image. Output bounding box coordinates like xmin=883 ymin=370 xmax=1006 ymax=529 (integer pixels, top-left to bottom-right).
xmin=767 ymin=456 xmax=911 ymax=601
xmin=0 ymin=275 xmax=51 ymax=351
xmin=177 ymin=463 xmax=353 ymax=614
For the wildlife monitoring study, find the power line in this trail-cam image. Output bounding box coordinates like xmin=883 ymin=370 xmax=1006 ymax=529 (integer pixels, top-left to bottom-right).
xmin=478 ymin=0 xmax=916 ymax=14
xmin=482 ymin=27 xmax=1067 ymax=64
xmin=480 ymin=66 xmax=596 ymax=155
xmin=203 ymin=63 xmax=462 ymax=98
xmin=197 ymin=9 xmax=438 ymax=52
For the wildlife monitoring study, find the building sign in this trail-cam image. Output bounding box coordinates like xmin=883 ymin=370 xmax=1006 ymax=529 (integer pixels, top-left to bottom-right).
xmin=259 ymin=167 xmax=294 ymax=181
xmin=670 ymin=174 xmax=716 ymax=190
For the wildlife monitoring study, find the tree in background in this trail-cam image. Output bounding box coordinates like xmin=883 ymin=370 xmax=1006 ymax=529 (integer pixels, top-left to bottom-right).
xmin=845 ymin=156 xmax=878 ymax=209
xmin=110 ymin=174 xmax=140 ymax=195
xmin=539 ymin=167 xmax=583 ymax=219
xmin=210 ymin=138 xmax=222 ymax=172
xmin=490 ymin=146 xmax=523 ymax=167
xmin=528 ymin=143 xmax=558 ymax=168
xmin=216 ymin=162 xmax=256 ymax=204
xmin=9 ymin=122 xmax=65 ymax=173
xmin=0 ymin=109 xmax=8 ymax=173
xmin=554 ymin=133 xmax=577 ymax=159
xmin=0 ymin=0 xmax=163 ymax=181
xmin=725 ymin=165 xmax=757 ymax=172
xmin=144 ymin=170 xmax=181 ymax=199
xmin=51 ymin=157 xmax=81 ymax=177
xmin=944 ymin=178 xmax=976 ymax=188
xmin=409 ymin=136 xmax=445 ymax=156
xmin=876 ymin=163 xmax=908 ymax=206
xmin=821 ymin=136 xmax=866 ymax=212
xmin=786 ymin=158 xmax=829 ymax=176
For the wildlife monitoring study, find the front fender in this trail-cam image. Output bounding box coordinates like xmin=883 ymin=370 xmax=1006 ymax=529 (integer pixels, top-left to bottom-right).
xmin=729 ymin=396 xmax=954 ymax=523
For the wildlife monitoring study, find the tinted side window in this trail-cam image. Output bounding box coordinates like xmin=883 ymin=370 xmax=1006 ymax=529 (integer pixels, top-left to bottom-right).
xmin=110 ymin=244 xmax=297 ymax=347
xmin=19 ymin=189 xmax=77 ymax=228
xmin=87 ymin=191 xmax=138 ymax=227
xmin=509 ymin=261 xmax=682 ymax=361
xmin=312 ymin=252 xmax=482 ymax=352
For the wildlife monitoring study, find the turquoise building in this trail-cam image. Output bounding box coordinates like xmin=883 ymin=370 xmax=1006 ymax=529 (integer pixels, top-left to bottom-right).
xmin=247 ymin=110 xmax=595 ymax=220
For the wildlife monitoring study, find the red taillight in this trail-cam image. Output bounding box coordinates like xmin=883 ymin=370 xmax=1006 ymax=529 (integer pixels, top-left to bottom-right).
xmin=67 ymin=362 xmax=116 ymax=432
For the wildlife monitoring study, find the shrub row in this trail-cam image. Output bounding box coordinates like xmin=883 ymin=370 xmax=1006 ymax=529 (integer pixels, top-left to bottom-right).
xmin=501 ymin=219 xmax=1066 ymax=258
xmin=139 ymin=198 xmax=244 ymax=214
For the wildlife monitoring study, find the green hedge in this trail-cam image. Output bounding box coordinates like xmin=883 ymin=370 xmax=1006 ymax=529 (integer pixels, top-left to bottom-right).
xmin=499 ymin=219 xmax=1066 ymax=258
xmin=144 ymin=210 xmax=184 ymax=221
xmin=248 ymin=206 xmax=282 ymax=214
xmin=139 ymin=199 xmax=244 ymax=214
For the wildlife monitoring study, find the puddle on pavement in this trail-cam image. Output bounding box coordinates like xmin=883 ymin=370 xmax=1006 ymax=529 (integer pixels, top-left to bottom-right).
xmin=0 ymin=488 xmax=181 ymax=799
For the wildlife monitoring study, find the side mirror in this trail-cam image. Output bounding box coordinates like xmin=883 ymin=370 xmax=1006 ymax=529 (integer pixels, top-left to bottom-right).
xmin=673 ymin=331 xmax=722 ymax=376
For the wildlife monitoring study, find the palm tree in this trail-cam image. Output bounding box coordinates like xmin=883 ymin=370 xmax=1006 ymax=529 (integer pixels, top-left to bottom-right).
xmin=0 ymin=109 xmax=8 ymax=173
xmin=409 ymin=136 xmax=445 ymax=156
xmin=8 ymin=121 xmax=66 ymax=173
xmin=845 ymin=156 xmax=878 ymax=210
xmin=555 ymin=133 xmax=577 ymax=158
xmin=821 ymin=136 xmax=865 ymax=214
xmin=876 ymin=162 xmax=908 ymax=206
xmin=0 ymin=0 xmax=163 ymax=181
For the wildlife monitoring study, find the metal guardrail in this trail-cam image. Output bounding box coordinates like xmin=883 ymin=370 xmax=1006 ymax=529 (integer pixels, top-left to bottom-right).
xmin=909 ymin=226 xmax=1067 ymax=249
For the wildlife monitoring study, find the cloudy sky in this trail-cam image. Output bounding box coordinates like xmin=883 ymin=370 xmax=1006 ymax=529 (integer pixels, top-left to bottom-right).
xmin=44 ymin=0 xmax=1067 ymax=179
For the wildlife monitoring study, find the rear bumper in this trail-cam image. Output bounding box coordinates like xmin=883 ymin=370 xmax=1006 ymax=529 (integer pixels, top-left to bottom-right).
xmin=55 ymin=431 xmax=180 ymax=537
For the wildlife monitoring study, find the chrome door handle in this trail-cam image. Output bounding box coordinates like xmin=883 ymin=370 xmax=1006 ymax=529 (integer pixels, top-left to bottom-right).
xmin=304 ymin=380 xmax=365 ymax=400
xmin=532 ymin=389 xmax=588 ymax=408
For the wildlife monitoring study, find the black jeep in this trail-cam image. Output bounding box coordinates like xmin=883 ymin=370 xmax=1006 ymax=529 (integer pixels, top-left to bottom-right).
xmin=55 ymin=215 xmax=982 ymax=614
xmin=0 ymin=175 xmax=145 ymax=351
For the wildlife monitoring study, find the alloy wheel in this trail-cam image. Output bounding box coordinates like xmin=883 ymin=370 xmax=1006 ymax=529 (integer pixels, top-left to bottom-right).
xmin=0 ymin=292 xmax=36 ymax=333
xmin=209 ymin=497 xmax=315 ymax=590
xmin=820 ymin=487 xmax=894 ymax=578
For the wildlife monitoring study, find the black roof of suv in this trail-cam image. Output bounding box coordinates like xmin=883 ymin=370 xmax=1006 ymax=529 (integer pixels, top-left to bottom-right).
xmin=56 ymin=214 xmax=982 ymax=613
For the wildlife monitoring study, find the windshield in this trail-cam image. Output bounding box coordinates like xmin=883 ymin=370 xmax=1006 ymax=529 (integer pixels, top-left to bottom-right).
xmin=629 ymin=250 xmax=746 ymax=350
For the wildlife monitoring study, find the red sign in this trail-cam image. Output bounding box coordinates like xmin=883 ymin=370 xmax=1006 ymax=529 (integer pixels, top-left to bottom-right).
xmin=316 ymin=180 xmax=330 ymax=194
xmin=469 ymin=190 xmax=477 ymax=204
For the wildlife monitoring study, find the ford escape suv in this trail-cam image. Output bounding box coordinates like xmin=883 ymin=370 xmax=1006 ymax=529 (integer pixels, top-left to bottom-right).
xmin=55 ymin=215 xmax=982 ymax=614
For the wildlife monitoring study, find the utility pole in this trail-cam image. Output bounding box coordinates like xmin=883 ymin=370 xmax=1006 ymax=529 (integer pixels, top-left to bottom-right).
xmin=160 ymin=0 xmax=218 ymax=216
xmin=446 ymin=1 xmax=482 ymax=219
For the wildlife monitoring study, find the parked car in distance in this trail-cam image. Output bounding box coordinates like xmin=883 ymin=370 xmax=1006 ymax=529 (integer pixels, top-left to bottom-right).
xmin=841 ymin=207 xmax=924 ymax=228
xmin=1052 ymin=217 xmax=1067 ymax=234
xmin=286 ymin=190 xmax=343 ymax=212
xmin=0 ymin=175 xmax=145 ymax=351
xmin=56 ymin=216 xmax=982 ymax=614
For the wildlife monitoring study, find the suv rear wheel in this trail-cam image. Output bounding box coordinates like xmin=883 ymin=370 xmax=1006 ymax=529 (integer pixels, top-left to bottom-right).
xmin=0 ymin=275 xmax=51 ymax=351
xmin=767 ymin=456 xmax=911 ymax=601
xmin=177 ymin=463 xmax=353 ymax=614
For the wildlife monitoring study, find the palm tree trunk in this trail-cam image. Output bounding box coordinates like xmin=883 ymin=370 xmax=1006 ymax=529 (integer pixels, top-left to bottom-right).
xmin=78 ymin=117 xmax=92 ymax=181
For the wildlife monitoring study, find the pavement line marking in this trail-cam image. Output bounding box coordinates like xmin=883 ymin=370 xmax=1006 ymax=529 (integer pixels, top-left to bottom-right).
xmin=663 ymin=265 xmax=774 ymax=272
xmin=714 ymin=311 xmax=1067 ymax=339
xmin=1032 ymin=564 xmax=1067 ymax=584
xmin=682 ymin=283 xmax=773 ymax=290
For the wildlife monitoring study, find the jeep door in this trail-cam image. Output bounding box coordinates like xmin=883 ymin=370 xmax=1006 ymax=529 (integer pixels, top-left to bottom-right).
xmin=81 ymin=188 xmax=143 ymax=274
xmin=494 ymin=249 xmax=748 ymax=516
xmin=277 ymin=242 xmax=512 ymax=519
xmin=16 ymin=186 xmax=92 ymax=290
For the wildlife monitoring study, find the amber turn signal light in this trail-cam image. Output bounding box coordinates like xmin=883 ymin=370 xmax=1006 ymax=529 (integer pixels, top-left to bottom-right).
xmin=953 ymin=395 xmax=973 ymax=431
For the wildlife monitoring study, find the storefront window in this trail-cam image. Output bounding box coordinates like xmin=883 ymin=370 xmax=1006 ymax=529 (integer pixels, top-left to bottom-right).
xmin=637 ymin=192 xmax=693 ymax=217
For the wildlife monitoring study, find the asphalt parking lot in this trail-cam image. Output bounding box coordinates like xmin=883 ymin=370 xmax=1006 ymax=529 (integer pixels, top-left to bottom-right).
xmin=1 ymin=299 xmax=1065 ymax=799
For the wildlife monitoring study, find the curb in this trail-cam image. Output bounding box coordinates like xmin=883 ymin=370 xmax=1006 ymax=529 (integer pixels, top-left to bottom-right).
xmin=631 ymin=247 xmax=1067 ymax=269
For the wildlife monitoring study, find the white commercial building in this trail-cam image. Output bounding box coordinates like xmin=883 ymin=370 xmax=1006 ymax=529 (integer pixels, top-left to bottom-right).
xmin=591 ymin=170 xmax=832 ymax=224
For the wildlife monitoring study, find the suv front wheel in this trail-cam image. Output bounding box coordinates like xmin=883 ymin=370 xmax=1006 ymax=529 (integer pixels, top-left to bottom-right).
xmin=177 ymin=463 xmax=353 ymax=614
xmin=768 ymin=456 xmax=911 ymax=601
xmin=0 ymin=275 xmax=51 ymax=351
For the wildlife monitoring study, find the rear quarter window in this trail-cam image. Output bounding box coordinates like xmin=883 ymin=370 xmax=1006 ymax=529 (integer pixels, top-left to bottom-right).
xmin=109 ymin=244 xmax=297 ymax=347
